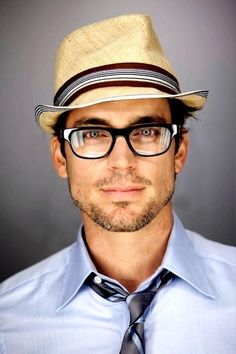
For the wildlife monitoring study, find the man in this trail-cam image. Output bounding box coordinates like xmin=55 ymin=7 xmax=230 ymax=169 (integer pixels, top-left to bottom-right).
xmin=0 ymin=14 xmax=235 ymax=354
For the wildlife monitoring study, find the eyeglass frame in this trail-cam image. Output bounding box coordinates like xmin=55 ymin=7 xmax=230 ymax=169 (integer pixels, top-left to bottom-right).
xmin=60 ymin=123 xmax=181 ymax=160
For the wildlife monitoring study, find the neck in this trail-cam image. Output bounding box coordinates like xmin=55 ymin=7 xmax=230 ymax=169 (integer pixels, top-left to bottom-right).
xmin=82 ymin=206 xmax=173 ymax=292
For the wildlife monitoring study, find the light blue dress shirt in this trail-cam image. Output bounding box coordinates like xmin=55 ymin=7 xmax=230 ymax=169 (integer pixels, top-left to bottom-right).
xmin=0 ymin=214 xmax=236 ymax=354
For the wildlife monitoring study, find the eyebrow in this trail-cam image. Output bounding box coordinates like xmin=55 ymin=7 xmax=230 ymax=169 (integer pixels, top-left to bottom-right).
xmin=73 ymin=115 xmax=167 ymax=127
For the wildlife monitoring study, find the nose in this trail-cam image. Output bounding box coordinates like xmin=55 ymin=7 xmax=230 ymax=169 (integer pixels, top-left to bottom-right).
xmin=107 ymin=136 xmax=136 ymax=170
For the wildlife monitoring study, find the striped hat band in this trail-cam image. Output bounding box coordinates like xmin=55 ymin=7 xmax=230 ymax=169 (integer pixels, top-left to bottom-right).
xmin=54 ymin=63 xmax=181 ymax=107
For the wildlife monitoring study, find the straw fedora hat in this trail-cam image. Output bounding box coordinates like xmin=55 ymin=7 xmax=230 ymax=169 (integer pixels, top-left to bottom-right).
xmin=35 ymin=14 xmax=208 ymax=134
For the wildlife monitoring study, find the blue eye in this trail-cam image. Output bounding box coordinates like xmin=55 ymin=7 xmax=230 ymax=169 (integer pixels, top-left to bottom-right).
xmin=141 ymin=128 xmax=154 ymax=136
xmin=85 ymin=130 xmax=100 ymax=138
xmin=81 ymin=129 xmax=111 ymax=143
xmin=132 ymin=127 xmax=159 ymax=137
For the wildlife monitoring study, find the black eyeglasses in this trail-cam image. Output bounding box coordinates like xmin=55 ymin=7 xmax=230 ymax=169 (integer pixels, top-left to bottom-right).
xmin=61 ymin=123 xmax=180 ymax=159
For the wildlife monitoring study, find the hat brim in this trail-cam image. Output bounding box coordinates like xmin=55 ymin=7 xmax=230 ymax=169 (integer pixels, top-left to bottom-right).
xmin=35 ymin=86 xmax=208 ymax=133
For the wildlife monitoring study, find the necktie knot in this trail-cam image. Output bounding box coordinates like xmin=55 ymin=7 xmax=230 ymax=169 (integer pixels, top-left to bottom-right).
xmin=86 ymin=272 xmax=129 ymax=301
xmin=85 ymin=269 xmax=175 ymax=354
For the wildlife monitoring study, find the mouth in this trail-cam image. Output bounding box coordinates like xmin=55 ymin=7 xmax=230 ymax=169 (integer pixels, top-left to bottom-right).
xmin=101 ymin=186 xmax=145 ymax=199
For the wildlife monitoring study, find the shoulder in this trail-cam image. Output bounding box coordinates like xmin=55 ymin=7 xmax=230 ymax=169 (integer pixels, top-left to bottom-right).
xmin=0 ymin=243 xmax=76 ymax=296
xmin=187 ymin=229 xmax=236 ymax=265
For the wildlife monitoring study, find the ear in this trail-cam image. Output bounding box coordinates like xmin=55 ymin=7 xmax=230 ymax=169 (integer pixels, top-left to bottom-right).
xmin=50 ymin=136 xmax=68 ymax=178
xmin=174 ymin=132 xmax=189 ymax=174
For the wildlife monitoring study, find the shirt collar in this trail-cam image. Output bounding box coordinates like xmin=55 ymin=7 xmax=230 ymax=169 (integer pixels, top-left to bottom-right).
xmin=161 ymin=213 xmax=215 ymax=298
xmin=56 ymin=225 xmax=96 ymax=311
xmin=57 ymin=213 xmax=215 ymax=311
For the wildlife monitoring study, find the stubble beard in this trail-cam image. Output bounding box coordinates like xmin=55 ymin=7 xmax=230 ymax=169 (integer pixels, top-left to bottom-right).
xmin=68 ymin=172 xmax=175 ymax=232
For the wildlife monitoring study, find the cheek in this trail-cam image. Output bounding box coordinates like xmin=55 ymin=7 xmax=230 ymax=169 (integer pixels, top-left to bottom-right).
xmin=66 ymin=156 xmax=103 ymax=193
xmin=67 ymin=161 xmax=89 ymax=188
xmin=145 ymin=152 xmax=176 ymax=182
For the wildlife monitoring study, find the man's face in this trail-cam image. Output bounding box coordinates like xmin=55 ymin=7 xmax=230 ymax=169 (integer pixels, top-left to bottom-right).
xmin=51 ymin=99 xmax=188 ymax=232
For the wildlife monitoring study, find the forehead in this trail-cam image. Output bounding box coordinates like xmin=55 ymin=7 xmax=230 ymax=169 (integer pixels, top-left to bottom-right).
xmin=66 ymin=98 xmax=171 ymax=127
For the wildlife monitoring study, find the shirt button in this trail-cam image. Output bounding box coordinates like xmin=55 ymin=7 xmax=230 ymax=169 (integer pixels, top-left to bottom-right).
xmin=94 ymin=275 xmax=102 ymax=284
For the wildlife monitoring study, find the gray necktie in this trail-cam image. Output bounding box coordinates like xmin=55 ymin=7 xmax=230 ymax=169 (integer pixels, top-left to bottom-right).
xmin=86 ymin=269 xmax=175 ymax=354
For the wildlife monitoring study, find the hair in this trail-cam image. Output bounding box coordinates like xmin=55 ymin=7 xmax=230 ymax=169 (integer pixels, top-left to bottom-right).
xmin=52 ymin=99 xmax=197 ymax=157
xmin=52 ymin=111 xmax=69 ymax=158
xmin=169 ymin=99 xmax=196 ymax=151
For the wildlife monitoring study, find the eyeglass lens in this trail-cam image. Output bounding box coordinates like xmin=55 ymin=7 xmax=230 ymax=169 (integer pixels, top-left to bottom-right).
xmin=69 ymin=126 xmax=173 ymax=158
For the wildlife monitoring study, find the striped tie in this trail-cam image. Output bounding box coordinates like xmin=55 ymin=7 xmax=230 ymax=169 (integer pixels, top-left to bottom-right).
xmin=85 ymin=269 xmax=175 ymax=354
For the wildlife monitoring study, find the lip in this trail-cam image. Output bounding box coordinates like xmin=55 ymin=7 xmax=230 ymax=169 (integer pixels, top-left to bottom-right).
xmin=101 ymin=186 xmax=144 ymax=192
xmin=101 ymin=186 xmax=145 ymax=199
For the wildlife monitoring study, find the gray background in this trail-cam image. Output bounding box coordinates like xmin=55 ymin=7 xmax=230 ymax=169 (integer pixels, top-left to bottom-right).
xmin=0 ymin=0 xmax=235 ymax=282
